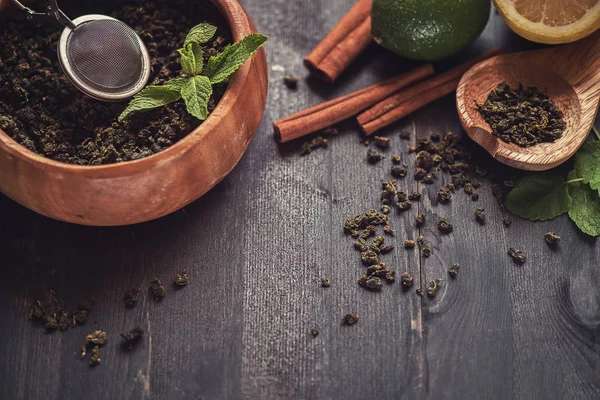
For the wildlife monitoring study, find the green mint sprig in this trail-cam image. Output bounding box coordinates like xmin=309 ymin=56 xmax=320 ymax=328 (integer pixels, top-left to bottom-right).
xmin=505 ymin=126 xmax=600 ymax=236
xmin=118 ymin=23 xmax=267 ymax=122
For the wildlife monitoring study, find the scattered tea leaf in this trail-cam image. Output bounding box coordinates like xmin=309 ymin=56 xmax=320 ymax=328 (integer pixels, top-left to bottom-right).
xmin=401 ymin=272 xmax=414 ymax=288
xmin=508 ymin=248 xmax=526 ymax=264
xmin=284 ymin=75 xmax=299 ymax=89
xmin=367 ymin=149 xmax=385 ymax=164
xmin=448 ymin=264 xmax=459 ymax=278
xmin=124 ymin=289 xmax=140 ymax=308
xmin=544 ymin=232 xmax=561 ymax=245
xmin=437 ymin=217 xmax=453 ymax=234
xmin=174 ymin=269 xmax=189 ymax=287
xmin=89 ymin=345 xmax=102 ymax=367
xmin=475 ymin=208 xmax=486 ymax=224
xmin=374 ymin=136 xmax=390 ymax=149
xmin=121 ymin=327 xmax=144 ymax=350
xmin=301 ymin=136 xmax=328 ymax=155
xmin=426 ymin=279 xmax=441 ymax=297
xmin=150 ymin=278 xmax=166 ymax=301
xmin=342 ymin=313 xmax=358 ymax=325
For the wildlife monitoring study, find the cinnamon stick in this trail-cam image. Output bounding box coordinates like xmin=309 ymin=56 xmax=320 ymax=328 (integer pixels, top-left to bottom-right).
xmin=357 ymin=49 xmax=503 ymax=136
xmin=304 ymin=0 xmax=373 ymax=83
xmin=360 ymin=79 xmax=462 ymax=136
xmin=274 ymin=64 xmax=435 ymax=143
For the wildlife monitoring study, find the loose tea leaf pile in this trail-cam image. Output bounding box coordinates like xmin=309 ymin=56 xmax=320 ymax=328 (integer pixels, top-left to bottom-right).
xmin=476 ymin=82 xmax=566 ymax=147
xmin=0 ymin=0 xmax=230 ymax=165
xmin=345 ymin=210 xmax=398 ymax=292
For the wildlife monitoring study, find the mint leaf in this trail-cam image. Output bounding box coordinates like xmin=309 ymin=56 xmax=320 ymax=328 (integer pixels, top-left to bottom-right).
xmin=567 ymin=170 xmax=600 ymax=237
xmin=178 ymin=42 xmax=204 ymax=77
xmin=185 ymin=23 xmax=217 ymax=46
xmin=179 ymin=42 xmax=204 ymax=76
xmin=574 ymin=141 xmax=600 ymax=195
xmin=205 ymin=33 xmax=268 ymax=84
xmin=505 ymin=172 xmax=572 ymax=221
xmin=163 ymin=77 xmax=188 ymax=92
xmin=181 ymin=76 xmax=212 ymax=121
xmin=119 ymin=85 xmax=182 ymax=122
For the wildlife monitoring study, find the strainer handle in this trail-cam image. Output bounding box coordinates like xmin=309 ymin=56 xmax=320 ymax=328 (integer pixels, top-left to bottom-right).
xmin=9 ymin=0 xmax=47 ymax=17
xmin=48 ymin=0 xmax=75 ymax=29
xmin=9 ymin=0 xmax=75 ymax=29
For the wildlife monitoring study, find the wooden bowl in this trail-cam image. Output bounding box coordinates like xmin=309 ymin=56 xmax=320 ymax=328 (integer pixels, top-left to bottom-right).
xmin=0 ymin=0 xmax=267 ymax=226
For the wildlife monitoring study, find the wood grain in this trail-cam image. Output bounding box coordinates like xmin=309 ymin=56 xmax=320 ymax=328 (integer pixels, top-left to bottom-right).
xmin=457 ymin=31 xmax=600 ymax=171
xmin=0 ymin=2 xmax=599 ymax=400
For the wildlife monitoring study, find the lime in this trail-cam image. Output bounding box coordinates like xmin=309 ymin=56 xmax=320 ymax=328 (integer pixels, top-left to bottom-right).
xmin=371 ymin=0 xmax=491 ymax=61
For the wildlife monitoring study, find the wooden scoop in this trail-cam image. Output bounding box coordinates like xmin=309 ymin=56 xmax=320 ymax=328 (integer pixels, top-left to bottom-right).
xmin=456 ymin=31 xmax=600 ymax=171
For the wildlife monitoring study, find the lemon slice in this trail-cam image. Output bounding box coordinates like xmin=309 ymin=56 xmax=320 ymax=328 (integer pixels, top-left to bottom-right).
xmin=493 ymin=0 xmax=600 ymax=44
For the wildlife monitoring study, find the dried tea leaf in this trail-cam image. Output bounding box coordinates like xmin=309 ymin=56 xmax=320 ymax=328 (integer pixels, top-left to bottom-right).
xmin=124 ymin=289 xmax=140 ymax=308
xmin=544 ymin=232 xmax=561 ymax=245
xmin=174 ymin=269 xmax=189 ymax=287
xmin=283 ymin=75 xmax=299 ymax=89
xmin=342 ymin=312 xmax=358 ymax=325
xmin=448 ymin=264 xmax=459 ymax=278
xmin=426 ymin=279 xmax=441 ymax=297
xmin=85 ymin=330 xmax=107 ymax=345
xmin=121 ymin=327 xmax=144 ymax=349
xmin=508 ymin=248 xmax=526 ymax=264
xmin=89 ymin=345 xmax=101 ymax=366
xmin=475 ymin=208 xmax=486 ymax=224
xmin=150 ymin=278 xmax=166 ymax=301
xmin=400 ymin=272 xmax=414 ymax=288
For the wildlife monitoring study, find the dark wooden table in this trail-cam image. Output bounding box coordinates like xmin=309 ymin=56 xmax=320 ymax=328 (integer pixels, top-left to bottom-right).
xmin=1 ymin=1 xmax=600 ymax=399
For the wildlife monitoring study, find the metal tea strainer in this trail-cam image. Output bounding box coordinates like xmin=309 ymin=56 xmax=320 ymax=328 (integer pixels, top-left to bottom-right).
xmin=10 ymin=0 xmax=151 ymax=101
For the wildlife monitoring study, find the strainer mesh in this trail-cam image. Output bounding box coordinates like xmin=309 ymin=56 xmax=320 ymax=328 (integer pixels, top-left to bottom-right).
xmin=66 ymin=19 xmax=146 ymax=93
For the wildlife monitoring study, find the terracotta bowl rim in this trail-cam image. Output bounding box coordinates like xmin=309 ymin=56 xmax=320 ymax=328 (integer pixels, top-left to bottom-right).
xmin=0 ymin=0 xmax=253 ymax=178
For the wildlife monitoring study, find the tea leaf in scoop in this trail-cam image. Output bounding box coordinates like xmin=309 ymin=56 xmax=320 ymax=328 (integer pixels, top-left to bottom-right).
xmin=567 ymin=170 xmax=600 ymax=237
xmin=574 ymin=141 xmax=600 ymax=195
xmin=185 ymin=23 xmax=218 ymax=46
xmin=206 ymin=33 xmax=268 ymax=84
xmin=181 ymin=76 xmax=213 ymax=121
xmin=118 ymin=85 xmax=182 ymax=122
xmin=505 ymin=172 xmax=571 ymax=221
xmin=179 ymin=42 xmax=204 ymax=76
